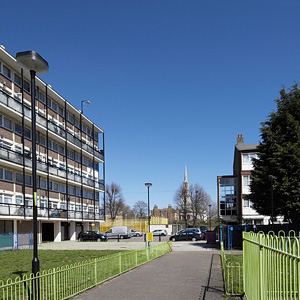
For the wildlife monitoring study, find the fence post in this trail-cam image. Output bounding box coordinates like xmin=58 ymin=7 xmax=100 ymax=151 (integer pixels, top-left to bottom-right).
xmin=94 ymin=258 xmax=97 ymax=285
xmin=119 ymin=253 xmax=122 ymax=275
xmin=259 ymin=233 xmax=264 ymax=300
xmin=53 ymin=268 xmax=56 ymax=300
xmin=135 ymin=250 xmax=138 ymax=267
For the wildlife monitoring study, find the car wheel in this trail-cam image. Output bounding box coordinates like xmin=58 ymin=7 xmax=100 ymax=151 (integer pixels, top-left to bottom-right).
xmin=172 ymin=237 xmax=176 ymax=242
xmin=79 ymin=237 xmax=83 ymax=241
xmin=97 ymin=238 xmax=101 ymax=242
xmin=191 ymin=237 xmax=196 ymax=242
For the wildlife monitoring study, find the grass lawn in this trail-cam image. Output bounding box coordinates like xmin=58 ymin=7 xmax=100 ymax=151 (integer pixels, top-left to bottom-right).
xmin=224 ymin=254 xmax=243 ymax=295
xmin=226 ymin=253 xmax=243 ymax=265
xmin=0 ymin=249 xmax=124 ymax=282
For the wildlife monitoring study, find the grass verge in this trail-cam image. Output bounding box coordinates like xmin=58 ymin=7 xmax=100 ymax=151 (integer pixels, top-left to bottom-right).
xmin=0 ymin=249 xmax=124 ymax=282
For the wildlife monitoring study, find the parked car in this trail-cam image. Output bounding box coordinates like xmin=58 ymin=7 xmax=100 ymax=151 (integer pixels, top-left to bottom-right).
xmin=78 ymin=231 xmax=107 ymax=242
xmin=131 ymin=229 xmax=143 ymax=237
xmin=105 ymin=226 xmax=131 ymax=239
xmin=169 ymin=228 xmax=202 ymax=242
xmin=199 ymin=226 xmax=208 ymax=240
xmin=152 ymin=229 xmax=167 ymax=236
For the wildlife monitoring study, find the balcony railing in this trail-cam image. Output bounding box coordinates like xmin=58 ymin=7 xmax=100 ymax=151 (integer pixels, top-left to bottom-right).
xmin=0 ymin=89 xmax=104 ymax=161
xmin=0 ymin=203 xmax=105 ymax=221
xmin=0 ymin=146 xmax=105 ymax=191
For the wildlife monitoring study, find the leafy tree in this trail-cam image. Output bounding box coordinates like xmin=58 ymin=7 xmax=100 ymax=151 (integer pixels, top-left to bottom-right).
xmin=105 ymin=182 xmax=125 ymax=221
xmin=132 ymin=200 xmax=147 ymax=219
xmin=249 ymin=85 xmax=300 ymax=223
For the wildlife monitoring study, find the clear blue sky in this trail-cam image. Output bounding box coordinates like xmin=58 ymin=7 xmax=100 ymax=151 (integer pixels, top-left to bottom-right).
xmin=2 ymin=1 xmax=300 ymax=209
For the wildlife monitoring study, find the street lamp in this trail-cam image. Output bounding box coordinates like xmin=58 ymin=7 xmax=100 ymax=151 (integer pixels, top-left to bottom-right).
xmin=208 ymin=204 xmax=212 ymax=230
xmin=16 ymin=51 xmax=48 ymax=281
xmin=145 ymin=183 xmax=152 ymax=233
xmin=81 ymin=100 xmax=90 ymax=114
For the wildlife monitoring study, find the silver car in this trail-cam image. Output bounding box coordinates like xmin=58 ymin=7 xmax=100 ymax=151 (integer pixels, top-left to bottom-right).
xmin=152 ymin=229 xmax=167 ymax=236
xmin=131 ymin=229 xmax=143 ymax=237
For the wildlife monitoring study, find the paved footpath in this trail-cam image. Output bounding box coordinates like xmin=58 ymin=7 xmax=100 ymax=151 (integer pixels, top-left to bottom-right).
xmin=71 ymin=242 xmax=226 ymax=300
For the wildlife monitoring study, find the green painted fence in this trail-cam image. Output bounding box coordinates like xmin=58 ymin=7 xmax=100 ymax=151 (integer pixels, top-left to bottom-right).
xmin=220 ymin=242 xmax=243 ymax=296
xmin=0 ymin=241 xmax=172 ymax=300
xmin=243 ymin=230 xmax=300 ymax=300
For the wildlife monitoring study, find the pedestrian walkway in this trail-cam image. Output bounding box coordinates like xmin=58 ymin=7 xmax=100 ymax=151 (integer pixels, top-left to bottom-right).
xmin=72 ymin=247 xmax=225 ymax=300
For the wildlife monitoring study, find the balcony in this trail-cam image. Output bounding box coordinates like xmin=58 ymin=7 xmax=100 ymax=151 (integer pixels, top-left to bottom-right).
xmin=0 ymin=90 xmax=104 ymax=159
xmin=0 ymin=203 xmax=105 ymax=221
xmin=0 ymin=146 xmax=105 ymax=191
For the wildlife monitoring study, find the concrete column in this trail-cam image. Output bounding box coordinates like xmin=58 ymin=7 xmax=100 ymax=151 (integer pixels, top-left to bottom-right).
xmin=94 ymin=222 xmax=100 ymax=232
xmin=83 ymin=222 xmax=89 ymax=231
xmin=13 ymin=220 xmax=18 ymax=249
xmin=54 ymin=221 xmax=61 ymax=242
xmin=70 ymin=222 xmax=77 ymax=241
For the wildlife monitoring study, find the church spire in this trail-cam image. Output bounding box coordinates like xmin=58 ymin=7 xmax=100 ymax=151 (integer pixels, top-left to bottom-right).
xmin=184 ymin=165 xmax=188 ymax=182
xmin=183 ymin=166 xmax=189 ymax=194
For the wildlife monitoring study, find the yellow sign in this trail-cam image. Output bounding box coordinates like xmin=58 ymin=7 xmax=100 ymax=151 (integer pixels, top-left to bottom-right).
xmin=148 ymin=232 xmax=153 ymax=242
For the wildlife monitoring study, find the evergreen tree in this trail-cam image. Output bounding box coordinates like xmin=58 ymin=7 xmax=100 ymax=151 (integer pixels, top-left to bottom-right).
xmin=249 ymin=85 xmax=300 ymax=223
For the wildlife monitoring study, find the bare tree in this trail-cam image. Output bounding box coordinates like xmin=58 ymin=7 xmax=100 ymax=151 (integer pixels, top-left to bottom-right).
xmin=190 ymin=184 xmax=212 ymax=227
xmin=133 ymin=200 xmax=147 ymax=219
xmin=174 ymin=184 xmax=190 ymax=228
xmin=105 ymin=182 xmax=125 ymax=221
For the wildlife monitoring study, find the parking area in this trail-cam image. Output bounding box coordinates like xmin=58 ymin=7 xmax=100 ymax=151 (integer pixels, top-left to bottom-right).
xmin=38 ymin=237 xmax=219 ymax=252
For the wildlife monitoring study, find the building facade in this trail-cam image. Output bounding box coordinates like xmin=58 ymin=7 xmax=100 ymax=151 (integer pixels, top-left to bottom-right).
xmin=217 ymin=134 xmax=270 ymax=225
xmin=0 ymin=46 xmax=105 ymax=242
xmin=152 ymin=204 xmax=179 ymax=223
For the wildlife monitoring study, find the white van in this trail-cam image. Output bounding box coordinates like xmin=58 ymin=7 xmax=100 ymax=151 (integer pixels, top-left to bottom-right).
xmin=105 ymin=226 xmax=131 ymax=239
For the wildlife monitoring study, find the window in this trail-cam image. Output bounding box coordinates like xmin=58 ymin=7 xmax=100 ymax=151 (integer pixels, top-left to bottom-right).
xmin=69 ymin=186 xmax=75 ymax=195
xmin=67 ymin=149 xmax=74 ymax=159
xmin=24 ymin=80 xmax=30 ymax=93
xmin=82 ymin=157 xmax=88 ymax=166
xmin=15 ymin=145 xmax=22 ymax=154
xmin=0 ymin=168 xmax=3 ymax=179
xmin=25 ymin=174 xmax=32 ymax=186
xmin=24 ymin=128 xmax=31 ymax=139
xmin=40 ymin=179 xmax=47 ymax=189
xmin=243 ymin=198 xmax=250 ymax=207
xmin=15 ymin=123 xmax=22 ymax=135
xmin=51 ymin=101 xmax=57 ymax=112
xmin=76 ymin=188 xmax=81 ymax=197
xmin=39 ymin=91 xmax=46 ymax=104
xmin=60 ymin=184 xmax=65 ymax=193
xmin=3 ymin=117 xmax=12 ymax=130
xmin=3 ymin=65 xmax=11 ymax=79
xmin=67 ymin=112 xmax=74 ymax=124
xmin=50 ymin=182 xmax=59 ymax=192
xmin=75 ymin=153 xmax=80 ymax=163
xmin=74 ymin=118 xmax=79 ymax=128
xmin=39 ymin=135 xmax=46 ymax=146
xmin=60 ymin=202 xmax=66 ymax=210
xmin=4 ymin=170 xmax=12 ymax=181
xmin=14 ymin=73 xmax=21 ymax=86
xmin=58 ymin=145 xmax=65 ymax=155
xmin=16 ymin=173 xmax=23 ymax=184
xmin=243 ymin=175 xmax=251 ymax=187
xmin=4 ymin=194 xmax=12 ymax=204
xmin=58 ymin=106 xmax=64 ymax=117
xmin=15 ymin=195 xmax=23 ymax=204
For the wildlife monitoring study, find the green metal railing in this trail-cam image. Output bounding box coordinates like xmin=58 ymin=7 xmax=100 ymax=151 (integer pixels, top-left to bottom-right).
xmin=0 ymin=242 xmax=172 ymax=300
xmin=243 ymin=230 xmax=300 ymax=300
xmin=220 ymin=242 xmax=243 ymax=296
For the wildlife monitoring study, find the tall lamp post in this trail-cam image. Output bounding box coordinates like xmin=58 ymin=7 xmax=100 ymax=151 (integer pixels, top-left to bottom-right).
xmin=81 ymin=100 xmax=90 ymax=114
xmin=145 ymin=183 xmax=152 ymax=233
xmin=208 ymin=204 xmax=212 ymax=230
xmin=16 ymin=51 xmax=49 ymax=279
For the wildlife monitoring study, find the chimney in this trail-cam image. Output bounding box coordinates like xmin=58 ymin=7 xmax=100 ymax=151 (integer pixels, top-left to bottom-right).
xmin=237 ymin=134 xmax=244 ymax=144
